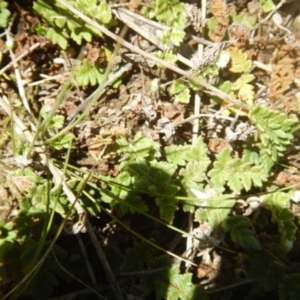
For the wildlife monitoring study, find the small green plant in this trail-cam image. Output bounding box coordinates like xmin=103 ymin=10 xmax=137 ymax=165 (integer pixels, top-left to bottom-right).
xmin=143 ymin=0 xmax=187 ymax=47
xmin=121 ymin=242 xmax=207 ymax=300
xmin=33 ymin=0 xmax=113 ymax=49
xmin=230 ymin=10 xmax=257 ymax=30
xmin=73 ymin=59 xmax=106 ymax=86
xmin=259 ymin=0 xmax=277 ymax=13
xmin=2 ymin=0 xmax=300 ymax=299
xmin=250 ymin=105 xmax=300 ymax=163
xmin=40 ymin=105 xmax=74 ymax=150
xmin=0 ymin=0 xmax=10 ymax=28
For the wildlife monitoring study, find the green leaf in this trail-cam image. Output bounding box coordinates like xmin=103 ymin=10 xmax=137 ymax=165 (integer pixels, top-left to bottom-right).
xmin=156 ymin=196 xmax=178 ymax=224
xmin=250 ymin=105 xmax=300 ymax=162
xmin=230 ymin=11 xmax=257 ymax=29
xmin=121 ymin=240 xmax=155 ymax=272
xmin=224 ymin=216 xmax=261 ymax=251
xmin=117 ymin=132 xmax=160 ymax=163
xmin=195 ymin=197 xmax=235 ymax=228
xmin=74 ymin=60 xmax=105 ymax=86
xmin=46 ymin=27 xmax=68 ymax=49
xmin=180 ymin=161 xmax=209 ymax=187
xmin=70 ymin=28 xmax=92 ymax=44
xmin=101 ymin=172 xmax=133 ymax=204
xmin=50 ymin=133 xmax=74 ymax=150
xmin=154 ymin=50 xmax=178 ymax=65
xmin=186 ymin=136 xmax=209 ymax=161
xmin=155 ymin=264 xmax=207 ymax=300
xmin=165 ymin=144 xmax=190 ymax=166
xmin=170 ymin=80 xmax=186 ymax=94
xmin=264 ymin=192 xmax=297 ymax=252
xmin=208 ymin=148 xmax=269 ymax=193
xmin=208 ymin=148 xmax=231 ymax=188
xmin=0 ymin=0 xmax=11 ymax=28
xmin=95 ymin=0 xmax=113 ymax=24
xmin=259 ymin=0 xmax=276 ymax=13
xmin=229 ymin=47 xmax=252 ymax=73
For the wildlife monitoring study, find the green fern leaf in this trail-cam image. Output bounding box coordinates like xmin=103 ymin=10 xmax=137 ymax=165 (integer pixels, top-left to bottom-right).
xmin=209 ymin=148 xmax=269 ymax=193
xmin=263 ymin=192 xmax=297 ymax=252
xmin=250 ymin=106 xmax=300 ymax=162
xmin=101 ymin=172 xmax=148 ymax=214
xmin=155 ymin=264 xmax=207 ymax=300
xmin=180 ymin=161 xmax=209 ymax=188
xmin=117 ymin=132 xmax=160 ymax=164
xmin=50 ymin=132 xmax=74 ymax=150
xmin=46 ymin=27 xmax=68 ymax=49
xmin=195 ymin=197 xmax=235 ymax=228
xmin=74 ymin=60 xmax=105 ymax=86
xmin=70 ymin=28 xmax=92 ymax=44
xmin=121 ymin=240 xmax=155 ymax=272
xmin=34 ymin=0 xmax=58 ymax=24
xmin=165 ymin=144 xmax=190 ymax=166
xmin=156 ymin=196 xmax=179 ymax=223
xmin=186 ymin=136 xmax=210 ymax=161
xmin=128 ymin=160 xmax=179 ymax=223
xmin=223 ymin=216 xmax=261 ymax=251
xmin=208 ymin=148 xmax=231 ymax=187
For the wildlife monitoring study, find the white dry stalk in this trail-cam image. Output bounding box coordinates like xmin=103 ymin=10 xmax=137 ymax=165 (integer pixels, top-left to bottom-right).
xmin=191 ymin=42 xmax=224 ymax=70
xmin=272 ymin=12 xmax=291 ymax=34
xmin=185 ymin=0 xmax=207 ymax=269
xmin=5 ymin=32 xmax=32 ymax=115
xmin=28 ymin=72 xmax=71 ymax=87
xmin=0 ymin=42 xmax=40 ymax=76
xmin=174 ymin=112 xmax=234 ymax=127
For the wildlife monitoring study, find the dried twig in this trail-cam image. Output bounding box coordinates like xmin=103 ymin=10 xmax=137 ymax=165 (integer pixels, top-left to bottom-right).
xmin=0 ymin=42 xmax=40 ymax=76
xmin=5 ymin=20 xmax=32 ymax=115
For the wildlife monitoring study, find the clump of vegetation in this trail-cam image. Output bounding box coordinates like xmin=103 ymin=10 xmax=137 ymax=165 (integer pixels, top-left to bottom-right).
xmin=1 ymin=0 xmax=300 ymax=299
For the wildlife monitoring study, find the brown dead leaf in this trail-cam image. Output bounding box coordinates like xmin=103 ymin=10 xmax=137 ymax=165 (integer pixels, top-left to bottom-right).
xmin=208 ymin=0 xmax=229 ymax=42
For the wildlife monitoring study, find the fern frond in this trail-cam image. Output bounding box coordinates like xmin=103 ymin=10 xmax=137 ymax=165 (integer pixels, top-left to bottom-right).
xmin=223 ymin=216 xmax=261 ymax=250
xmin=250 ymin=105 xmax=300 ymax=162
xmin=263 ymin=192 xmax=297 ymax=252
xmin=73 ymin=60 xmax=105 ymax=86
xmin=208 ymin=148 xmax=269 ymax=193
xmin=194 ymin=197 xmax=235 ymax=228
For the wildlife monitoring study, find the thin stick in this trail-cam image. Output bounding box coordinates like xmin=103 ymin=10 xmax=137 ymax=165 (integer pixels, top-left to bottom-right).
xmin=0 ymin=42 xmax=40 ymax=76
xmin=28 ymin=72 xmax=70 ymax=87
xmin=76 ymin=234 xmax=97 ymax=288
xmin=5 ymin=28 xmax=32 ymax=115
xmin=185 ymin=0 xmax=207 ymax=267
